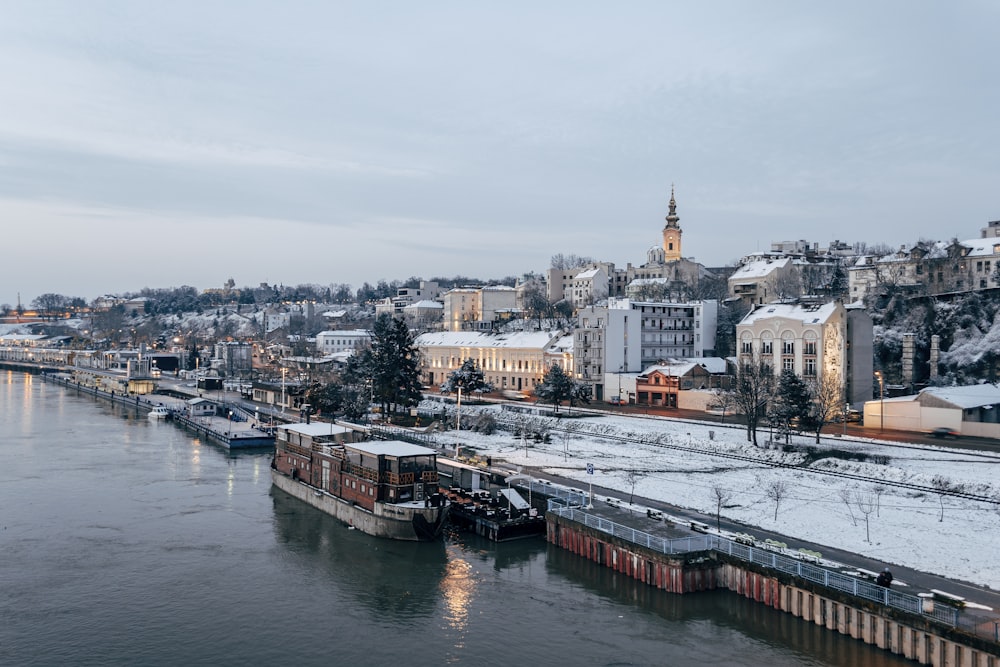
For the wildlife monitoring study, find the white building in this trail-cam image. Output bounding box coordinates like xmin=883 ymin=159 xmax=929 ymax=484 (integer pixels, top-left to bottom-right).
xmin=314 ymin=329 xmax=371 ymax=356
xmin=415 ymin=330 xmax=571 ymax=393
xmin=736 ymin=300 xmax=873 ymax=407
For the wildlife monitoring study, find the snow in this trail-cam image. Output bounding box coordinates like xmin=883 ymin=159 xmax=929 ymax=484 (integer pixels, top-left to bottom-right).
xmin=433 ymin=404 xmax=1000 ymax=590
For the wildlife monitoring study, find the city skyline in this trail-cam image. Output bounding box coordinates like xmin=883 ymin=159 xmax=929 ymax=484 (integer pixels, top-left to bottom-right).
xmin=1 ymin=2 xmax=997 ymax=307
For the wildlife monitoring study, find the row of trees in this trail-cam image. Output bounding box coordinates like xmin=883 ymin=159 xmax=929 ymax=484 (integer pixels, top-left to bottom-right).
xmin=722 ymin=363 xmax=844 ymax=445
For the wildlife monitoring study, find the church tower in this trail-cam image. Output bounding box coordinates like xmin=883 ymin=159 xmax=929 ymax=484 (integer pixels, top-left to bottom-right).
xmin=661 ymin=186 xmax=682 ymax=262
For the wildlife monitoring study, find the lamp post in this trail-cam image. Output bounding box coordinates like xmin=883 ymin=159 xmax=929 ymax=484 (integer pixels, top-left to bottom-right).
xmin=281 ymin=367 xmax=287 ymax=415
xmin=875 ymin=371 xmax=885 ymax=431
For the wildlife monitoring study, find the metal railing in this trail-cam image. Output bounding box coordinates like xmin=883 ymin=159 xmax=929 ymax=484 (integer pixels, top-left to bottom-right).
xmin=547 ymin=502 xmax=981 ymax=632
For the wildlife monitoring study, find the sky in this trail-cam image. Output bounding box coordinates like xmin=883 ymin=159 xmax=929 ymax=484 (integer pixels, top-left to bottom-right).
xmin=1 ymin=1 xmax=998 ymax=308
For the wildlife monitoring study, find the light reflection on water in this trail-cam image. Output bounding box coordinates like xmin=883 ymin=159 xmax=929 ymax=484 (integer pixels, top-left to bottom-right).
xmin=0 ymin=372 xmax=912 ymax=667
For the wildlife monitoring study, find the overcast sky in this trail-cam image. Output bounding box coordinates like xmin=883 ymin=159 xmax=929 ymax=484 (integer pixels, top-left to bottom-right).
xmin=1 ymin=1 xmax=997 ymax=307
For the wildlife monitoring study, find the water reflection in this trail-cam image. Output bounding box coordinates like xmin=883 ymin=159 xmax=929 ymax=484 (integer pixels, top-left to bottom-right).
xmin=270 ymin=486 xmax=448 ymax=620
xmin=545 ymin=545 xmax=912 ymax=667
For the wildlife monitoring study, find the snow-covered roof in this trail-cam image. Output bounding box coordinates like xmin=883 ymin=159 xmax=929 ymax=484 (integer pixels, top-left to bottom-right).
xmin=403 ymin=300 xmax=443 ymax=310
xmin=739 ymin=301 xmax=840 ymax=326
xmin=639 ymin=362 xmax=700 ymax=378
xmin=574 ymin=268 xmax=600 ymax=280
xmin=918 ymin=384 xmax=1000 ymax=409
xmin=415 ymin=331 xmax=562 ymax=349
xmin=278 ymin=422 xmax=354 ymax=437
xmin=958 ymin=237 xmax=1000 ymax=257
xmin=729 ymin=257 xmax=791 ymax=280
xmin=546 ymin=334 xmax=574 ymax=354
xmin=348 ymin=440 xmax=437 ymax=458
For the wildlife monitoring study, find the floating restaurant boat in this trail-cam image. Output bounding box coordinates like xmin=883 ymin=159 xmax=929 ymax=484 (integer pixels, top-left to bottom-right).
xmin=271 ymin=423 xmax=449 ymax=541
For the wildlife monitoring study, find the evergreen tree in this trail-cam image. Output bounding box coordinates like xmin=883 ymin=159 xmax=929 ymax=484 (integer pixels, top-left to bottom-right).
xmin=534 ymin=364 xmax=586 ymax=413
xmin=771 ymin=369 xmax=812 ymax=442
xmin=365 ymin=314 xmax=423 ymax=418
xmin=441 ymin=359 xmax=494 ymax=395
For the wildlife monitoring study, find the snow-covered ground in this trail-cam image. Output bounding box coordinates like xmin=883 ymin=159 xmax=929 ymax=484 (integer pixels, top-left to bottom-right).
xmin=428 ymin=403 xmax=1000 ymax=591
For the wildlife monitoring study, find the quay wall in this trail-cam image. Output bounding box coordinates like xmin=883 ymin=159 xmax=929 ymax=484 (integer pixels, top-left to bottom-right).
xmin=547 ymin=513 xmax=1000 ymax=666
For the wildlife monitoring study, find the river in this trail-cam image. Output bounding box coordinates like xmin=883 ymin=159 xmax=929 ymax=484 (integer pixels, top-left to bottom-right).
xmin=0 ymin=371 xmax=908 ymax=666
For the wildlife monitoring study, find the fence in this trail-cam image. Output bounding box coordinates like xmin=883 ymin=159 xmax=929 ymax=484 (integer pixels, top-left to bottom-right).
xmin=546 ymin=501 xmax=997 ymax=637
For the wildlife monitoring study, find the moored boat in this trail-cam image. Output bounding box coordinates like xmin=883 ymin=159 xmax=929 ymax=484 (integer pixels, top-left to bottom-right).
xmin=148 ymin=405 xmax=171 ymax=420
xmin=271 ymin=423 xmax=448 ymax=541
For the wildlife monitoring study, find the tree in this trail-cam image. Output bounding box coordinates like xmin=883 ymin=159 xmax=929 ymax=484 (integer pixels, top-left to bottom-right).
xmin=771 ymin=369 xmax=812 ymax=443
xmin=364 ymin=314 xmax=423 ymax=418
xmin=534 ymin=364 xmax=582 ymax=414
xmin=766 ymin=480 xmax=789 ymax=521
xmin=809 ymin=374 xmax=844 ymax=443
xmin=304 ymin=381 xmax=344 ymax=417
xmin=727 ymin=361 xmax=774 ymax=446
xmin=441 ymin=359 xmax=494 ymax=396
xmin=854 ymin=491 xmax=876 ymax=543
xmin=710 ymin=485 xmax=732 ymax=531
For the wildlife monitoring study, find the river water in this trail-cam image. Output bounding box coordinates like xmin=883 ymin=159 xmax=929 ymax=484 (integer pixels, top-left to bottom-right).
xmin=0 ymin=371 xmax=908 ymax=666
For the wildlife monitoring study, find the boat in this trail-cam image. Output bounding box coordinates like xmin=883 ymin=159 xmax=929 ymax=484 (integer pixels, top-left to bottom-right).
xmin=271 ymin=428 xmax=449 ymax=541
xmin=148 ymin=405 xmax=171 ymax=420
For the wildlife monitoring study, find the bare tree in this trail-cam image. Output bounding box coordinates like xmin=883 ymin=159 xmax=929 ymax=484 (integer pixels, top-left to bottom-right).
xmin=727 ymin=361 xmax=775 ymax=446
xmin=854 ymin=491 xmax=877 ymax=543
xmin=625 ymin=469 xmax=645 ymax=507
xmin=839 ymin=488 xmax=858 ymax=527
xmin=766 ymin=480 xmax=789 ymax=521
xmin=810 ymin=375 xmax=844 ymax=443
xmin=873 ymin=485 xmax=887 ymax=517
xmin=931 ymin=475 xmax=952 ymax=522
xmin=710 ymin=485 xmax=733 ymax=531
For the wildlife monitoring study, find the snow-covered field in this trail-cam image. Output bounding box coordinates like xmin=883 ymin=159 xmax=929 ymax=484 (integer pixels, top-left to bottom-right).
xmin=428 ymin=403 xmax=1000 ymax=591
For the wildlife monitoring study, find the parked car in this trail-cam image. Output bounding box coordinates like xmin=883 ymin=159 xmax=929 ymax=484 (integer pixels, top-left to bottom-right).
xmin=930 ymin=427 xmax=958 ymax=439
xmin=608 ymin=396 xmax=625 ymax=405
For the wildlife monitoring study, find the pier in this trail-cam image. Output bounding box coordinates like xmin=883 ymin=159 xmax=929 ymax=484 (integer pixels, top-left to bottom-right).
xmin=40 ymin=372 xmax=274 ymax=449
xmin=538 ymin=484 xmax=1000 ymax=666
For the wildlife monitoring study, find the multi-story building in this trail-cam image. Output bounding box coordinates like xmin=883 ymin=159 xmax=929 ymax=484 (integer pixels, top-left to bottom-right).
xmin=727 ymin=252 xmax=798 ymax=306
xmin=415 ymin=330 xmax=572 ymax=394
xmin=314 ymin=329 xmax=371 ymax=356
xmin=374 ymin=281 xmax=443 ymax=317
xmin=546 ymin=263 xmax=614 ymax=306
xmin=848 ymin=236 xmax=1000 ymax=302
xmin=573 ymin=299 xmax=717 ymax=401
xmin=736 ymin=299 xmax=873 ymax=407
xmin=441 ymin=286 xmax=518 ymax=332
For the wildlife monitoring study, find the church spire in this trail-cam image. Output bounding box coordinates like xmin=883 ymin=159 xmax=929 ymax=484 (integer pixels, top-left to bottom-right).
xmin=661 ymin=184 xmax=682 ymax=262
xmin=664 ymin=184 xmax=680 ymax=229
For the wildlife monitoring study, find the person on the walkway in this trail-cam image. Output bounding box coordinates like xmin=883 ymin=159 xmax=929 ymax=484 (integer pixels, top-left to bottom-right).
xmin=876 ymin=568 xmax=893 ymax=587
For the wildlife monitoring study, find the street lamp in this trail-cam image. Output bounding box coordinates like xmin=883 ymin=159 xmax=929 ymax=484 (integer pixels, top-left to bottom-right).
xmin=875 ymin=371 xmax=885 ymax=431
xmin=281 ymin=367 xmax=287 ymax=415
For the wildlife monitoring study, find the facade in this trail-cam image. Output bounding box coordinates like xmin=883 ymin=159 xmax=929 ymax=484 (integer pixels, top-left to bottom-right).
xmin=546 ymin=262 xmax=614 ymax=306
xmin=634 ymin=361 xmax=716 ymax=408
xmin=441 ymin=286 xmax=518 ymax=332
xmin=314 ymin=329 xmax=371 ymax=356
xmin=214 ymin=341 xmax=252 ymax=378
xmin=728 ymin=253 xmax=798 ymax=306
xmin=375 ymin=281 xmax=443 ymax=317
xmin=415 ymin=330 xmax=571 ymax=393
xmin=610 ymin=297 xmax=718 ymax=367
xmin=848 ymin=235 xmax=1000 ymax=302
xmin=736 ymin=300 xmax=873 ymax=407
xmin=573 ymin=299 xmax=716 ymax=401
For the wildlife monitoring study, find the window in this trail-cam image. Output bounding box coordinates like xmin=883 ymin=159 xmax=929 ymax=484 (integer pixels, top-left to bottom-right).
xmin=762 ymin=341 xmax=773 ymax=354
xmin=783 ymin=357 xmax=795 ymax=372
xmin=804 ymin=358 xmax=816 ymax=377
xmin=804 ymin=341 xmax=816 ymax=355
xmin=741 ymin=341 xmax=752 ymax=354
xmin=782 ymin=341 xmax=794 ymax=354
